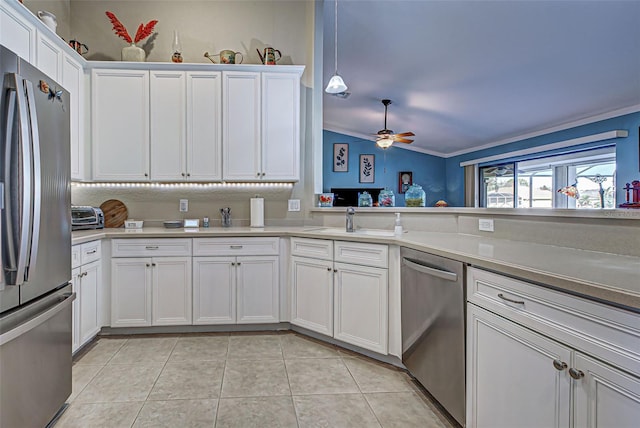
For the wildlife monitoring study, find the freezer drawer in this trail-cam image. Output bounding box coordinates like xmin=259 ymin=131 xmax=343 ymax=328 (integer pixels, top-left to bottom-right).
xmin=0 ymin=284 xmax=74 ymax=427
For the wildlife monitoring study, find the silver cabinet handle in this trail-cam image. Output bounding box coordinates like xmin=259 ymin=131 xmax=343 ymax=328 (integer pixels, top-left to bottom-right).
xmin=86 ymin=249 xmax=97 ymax=255
xmin=145 ymin=246 xmax=159 ymax=250
xmin=236 ymin=262 xmax=241 ymax=266
xmin=327 ymin=267 xmax=331 ymax=271
xmin=256 ymin=172 xmax=260 ymax=177
xmin=181 ymin=172 xmax=186 ymax=177
xmin=230 ymin=245 xmax=243 ymax=249
xmin=497 ymin=293 xmax=525 ymax=305
xmin=146 ymin=263 xmax=150 ymax=267
xmin=333 ymin=269 xmax=337 ymax=273
xmin=231 ymin=262 xmax=235 ymax=266
xmin=569 ymin=368 xmax=585 ymax=380
xmin=261 ymin=172 xmax=266 ymax=177
xmin=553 ymin=359 xmax=567 ymax=371
xmin=186 ymin=173 xmax=191 ymax=177
xmin=144 ymin=173 xmax=149 ymax=177
xmin=402 ymin=258 xmax=458 ymax=282
xmin=151 ymin=262 xmax=156 ymax=267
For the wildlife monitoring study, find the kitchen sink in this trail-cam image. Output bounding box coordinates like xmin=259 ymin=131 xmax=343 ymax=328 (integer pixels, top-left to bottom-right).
xmin=303 ymin=227 xmax=395 ymax=237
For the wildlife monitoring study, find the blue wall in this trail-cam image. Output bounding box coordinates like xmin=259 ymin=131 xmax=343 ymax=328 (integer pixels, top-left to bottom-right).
xmin=324 ymin=112 xmax=640 ymax=207
xmin=323 ymin=131 xmax=447 ymax=206
xmin=444 ymin=112 xmax=640 ymax=207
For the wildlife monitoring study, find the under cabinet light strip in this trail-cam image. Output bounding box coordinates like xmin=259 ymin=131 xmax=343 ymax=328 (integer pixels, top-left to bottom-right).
xmin=459 ymin=130 xmax=628 ymax=167
xmin=71 ymin=182 xmax=294 ymax=189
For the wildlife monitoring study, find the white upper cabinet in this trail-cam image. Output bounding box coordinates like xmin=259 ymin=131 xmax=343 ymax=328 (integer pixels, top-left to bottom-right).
xmin=150 ymin=71 xmax=186 ymax=181
xmin=149 ymin=70 xmax=222 ymax=181
xmin=0 ymin=1 xmax=36 ymax=62
xmin=223 ymin=70 xmax=301 ymax=181
xmin=35 ymin=32 xmax=62 ymax=81
xmin=62 ymin=54 xmax=85 ymax=180
xmin=222 ymin=71 xmax=261 ymax=181
xmin=92 ymin=69 xmax=150 ymax=181
xmin=186 ymin=71 xmax=222 ymax=181
xmin=261 ymin=72 xmax=300 ymax=180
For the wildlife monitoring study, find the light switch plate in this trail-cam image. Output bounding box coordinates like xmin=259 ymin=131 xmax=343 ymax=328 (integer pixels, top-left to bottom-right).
xmin=478 ymin=218 xmax=494 ymax=232
xmin=288 ymin=199 xmax=301 ymax=212
xmin=179 ymin=199 xmax=188 ymax=212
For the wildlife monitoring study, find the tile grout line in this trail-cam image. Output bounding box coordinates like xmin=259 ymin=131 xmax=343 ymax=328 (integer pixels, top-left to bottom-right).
xmin=213 ymin=336 xmax=230 ymax=428
xmin=129 ymin=336 xmax=180 ymax=427
xmin=279 ymin=336 xmax=301 ymax=428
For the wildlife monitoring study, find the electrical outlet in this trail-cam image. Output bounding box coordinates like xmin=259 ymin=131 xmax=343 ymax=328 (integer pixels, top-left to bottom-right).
xmin=179 ymin=199 xmax=189 ymax=212
xmin=288 ymin=199 xmax=301 ymax=212
xmin=478 ymin=218 xmax=494 ymax=232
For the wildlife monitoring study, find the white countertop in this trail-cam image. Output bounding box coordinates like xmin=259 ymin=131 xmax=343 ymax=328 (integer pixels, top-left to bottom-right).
xmin=72 ymin=226 xmax=640 ymax=313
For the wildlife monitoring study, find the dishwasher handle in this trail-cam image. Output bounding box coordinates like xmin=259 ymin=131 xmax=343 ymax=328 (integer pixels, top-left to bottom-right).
xmin=402 ymin=257 xmax=458 ymax=282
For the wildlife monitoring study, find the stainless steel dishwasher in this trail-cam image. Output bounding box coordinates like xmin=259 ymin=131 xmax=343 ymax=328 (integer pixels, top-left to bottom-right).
xmin=401 ymin=247 xmax=465 ymax=426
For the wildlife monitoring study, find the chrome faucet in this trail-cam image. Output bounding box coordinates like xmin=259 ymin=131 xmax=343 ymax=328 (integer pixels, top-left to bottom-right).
xmin=346 ymin=207 xmax=355 ymax=232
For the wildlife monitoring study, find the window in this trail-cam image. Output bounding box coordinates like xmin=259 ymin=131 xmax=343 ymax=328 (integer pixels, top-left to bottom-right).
xmin=479 ymin=146 xmax=616 ymax=209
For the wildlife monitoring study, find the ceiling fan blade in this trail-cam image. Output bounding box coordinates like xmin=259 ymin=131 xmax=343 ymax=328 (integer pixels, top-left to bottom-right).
xmin=394 ymin=132 xmax=415 ymax=137
xmin=393 ymin=137 xmax=414 ymax=144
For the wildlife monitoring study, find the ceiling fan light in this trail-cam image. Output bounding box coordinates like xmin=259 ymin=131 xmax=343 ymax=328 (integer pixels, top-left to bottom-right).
xmin=376 ymin=137 xmax=394 ymax=149
xmin=325 ymin=74 xmax=348 ymax=94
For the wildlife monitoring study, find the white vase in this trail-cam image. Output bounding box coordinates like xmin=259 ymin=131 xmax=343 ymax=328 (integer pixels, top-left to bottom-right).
xmin=121 ymin=44 xmax=145 ymax=62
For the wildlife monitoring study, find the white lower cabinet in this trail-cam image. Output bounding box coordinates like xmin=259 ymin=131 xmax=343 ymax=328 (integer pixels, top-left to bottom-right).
xmin=467 ymin=305 xmax=571 ymax=428
xmin=152 ymin=257 xmax=192 ymax=325
xmin=291 ymin=256 xmax=333 ymax=336
xmin=574 ymin=353 xmax=640 ymax=428
xmin=192 ymin=238 xmax=280 ymax=325
xmin=71 ymin=241 xmax=102 ymax=353
xmin=111 ymin=257 xmax=191 ymax=327
xmin=466 ymin=267 xmax=640 ymax=428
xmin=193 ymin=257 xmax=236 ymax=324
xmin=236 ymin=256 xmax=279 ymax=324
xmin=111 ymin=258 xmax=152 ymax=327
xmin=333 ymin=262 xmax=388 ymax=354
xmin=290 ymin=237 xmax=388 ymax=354
xmin=111 ymin=239 xmax=192 ymax=327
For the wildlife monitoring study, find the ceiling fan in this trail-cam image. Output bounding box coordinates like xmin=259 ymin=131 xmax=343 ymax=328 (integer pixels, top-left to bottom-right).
xmin=374 ymin=99 xmax=414 ymax=149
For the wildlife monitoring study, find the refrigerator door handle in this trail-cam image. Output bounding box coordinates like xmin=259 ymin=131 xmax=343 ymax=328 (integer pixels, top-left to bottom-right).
xmin=24 ymin=79 xmax=41 ymax=281
xmin=2 ymin=89 xmax=18 ymax=282
xmin=2 ymin=74 xmax=33 ymax=286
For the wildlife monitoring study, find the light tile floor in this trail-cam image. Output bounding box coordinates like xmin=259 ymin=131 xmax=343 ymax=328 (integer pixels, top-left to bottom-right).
xmin=57 ymin=332 xmax=457 ymax=428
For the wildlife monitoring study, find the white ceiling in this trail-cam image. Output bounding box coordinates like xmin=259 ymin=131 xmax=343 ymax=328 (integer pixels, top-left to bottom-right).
xmin=322 ymin=0 xmax=640 ymax=157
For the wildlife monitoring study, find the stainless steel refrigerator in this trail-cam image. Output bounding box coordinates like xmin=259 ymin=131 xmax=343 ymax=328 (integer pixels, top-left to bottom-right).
xmin=0 ymin=45 xmax=74 ymax=427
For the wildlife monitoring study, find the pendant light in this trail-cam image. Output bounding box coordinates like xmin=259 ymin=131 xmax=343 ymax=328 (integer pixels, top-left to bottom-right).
xmin=325 ymin=0 xmax=348 ymax=94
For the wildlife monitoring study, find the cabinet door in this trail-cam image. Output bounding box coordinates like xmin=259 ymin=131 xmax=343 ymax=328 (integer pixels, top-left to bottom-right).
xmin=573 ymin=352 xmax=640 ymax=428
xmin=334 ymin=262 xmax=388 ymax=354
xmin=236 ymin=256 xmax=279 ymax=324
xmin=62 ymin=54 xmax=85 ymax=180
xmin=222 ymin=71 xmax=261 ymax=180
xmin=150 ymin=71 xmax=186 ymax=181
xmin=92 ymin=69 xmax=150 ymax=181
xmin=36 ymin=32 xmax=62 ymax=81
xmin=193 ymin=257 xmax=235 ymax=324
xmin=71 ymin=267 xmax=81 ymax=353
xmin=291 ymin=256 xmax=333 ymax=336
xmin=111 ymin=258 xmax=152 ymax=327
xmin=466 ymin=304 xmax=571 ymax=428
xmin=152 ymin=257 xmax=192 ymax=326
xmin=0 ymin=2 xmax=36 ymax=62
xmin=261 ymin=72 xmax=300 ymax=181
xmin=186 ymin=71 xmax=222 ymax=181
xmin=79 ymin=260 xmax=101 ymax=345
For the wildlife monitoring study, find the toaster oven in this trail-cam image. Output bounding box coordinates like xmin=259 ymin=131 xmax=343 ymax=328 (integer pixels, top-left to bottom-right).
xmin=71 ymin=206 xmax=104 ymax=230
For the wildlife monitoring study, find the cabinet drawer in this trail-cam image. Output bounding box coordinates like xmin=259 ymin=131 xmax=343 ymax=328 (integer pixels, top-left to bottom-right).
xmin=334 ymin=241 xmax=388 ymax=268
xmin=112 ymin=238 xmax=192 ymax=257
xmin=467 ymin=267 xmax=640 ymax=376
xmin=72 ymin=245 xmax=82 ymax=269
xmin=193 ymin=237 xmax=279 ymax=256
xmin=291 ymin=237 xmax=333 ymax=260
xmin=80 ymin=241 xmax=101 ymax=265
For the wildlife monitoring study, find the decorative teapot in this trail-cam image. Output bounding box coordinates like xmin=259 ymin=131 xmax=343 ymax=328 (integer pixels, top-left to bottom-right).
xmin=256 ymin=47 xmax=282 ymax=65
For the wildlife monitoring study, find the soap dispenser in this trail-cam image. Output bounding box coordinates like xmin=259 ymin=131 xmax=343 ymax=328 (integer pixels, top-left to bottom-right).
xmin=394 ymin=212 xmax=403 ymax=235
